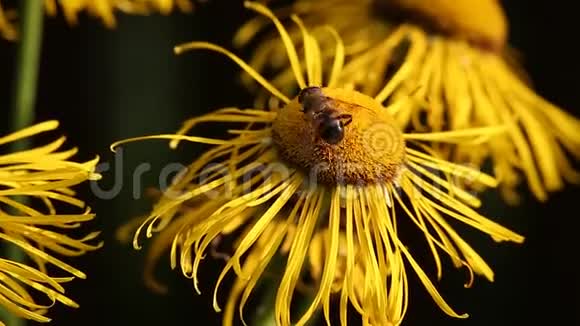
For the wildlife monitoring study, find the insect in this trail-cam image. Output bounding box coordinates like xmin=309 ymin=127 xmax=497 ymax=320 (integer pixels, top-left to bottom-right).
xmin=298 ymin=86 xmax=353 ymax=145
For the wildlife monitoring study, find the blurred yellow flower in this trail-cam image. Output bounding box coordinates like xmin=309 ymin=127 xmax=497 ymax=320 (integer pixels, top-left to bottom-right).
xmin=236 ymin=0 xmax=580 ymax=204
xmin=0 ymin=0 xmax=195 ymax=40
xmin=0 ymin=121 xmax=102 ymax=324
xmin=114 ymin=2 xmax=523 ymax=325
xmin=0 ymin=1 xmax=17 ymax=40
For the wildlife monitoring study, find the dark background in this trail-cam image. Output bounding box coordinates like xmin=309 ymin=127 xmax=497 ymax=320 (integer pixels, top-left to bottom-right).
xmin=0 ymin=1 xmax=578 ymax=325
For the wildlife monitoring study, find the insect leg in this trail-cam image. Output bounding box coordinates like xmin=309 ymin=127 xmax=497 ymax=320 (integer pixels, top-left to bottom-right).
xmin=210 ymin=235 xmax=230 ymax=262
xmin=337 ymin=114 xmax=353 ymax=126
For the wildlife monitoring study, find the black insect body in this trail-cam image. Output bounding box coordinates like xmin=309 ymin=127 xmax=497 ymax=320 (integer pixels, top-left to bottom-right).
xmin=298 ymin=86 xmax=353 ymax=145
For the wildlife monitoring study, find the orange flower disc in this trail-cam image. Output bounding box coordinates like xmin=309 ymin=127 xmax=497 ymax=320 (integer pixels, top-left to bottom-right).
xmin=272 ymin=87 xmax=406 ymax=185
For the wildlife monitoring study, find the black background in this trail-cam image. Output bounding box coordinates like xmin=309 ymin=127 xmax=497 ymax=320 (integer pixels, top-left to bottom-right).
xmin=0 ymin=1 xmax=578 ymax=325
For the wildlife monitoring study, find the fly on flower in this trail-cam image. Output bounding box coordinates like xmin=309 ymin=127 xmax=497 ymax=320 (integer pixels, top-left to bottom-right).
xmin=113 ymin=2 xmax=524 ymax=325
xmin=236 ymin=0 xmax=580 ymax=204
xmin=0 ymin=121 xmax=102 ymax=324
xmin=0 ymin=0 xmax=197 ymax=40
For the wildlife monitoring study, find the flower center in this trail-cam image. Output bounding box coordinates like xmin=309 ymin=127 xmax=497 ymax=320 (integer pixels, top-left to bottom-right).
xmin=272 ymin=87 xmax=405 ymax=186
xmin=374 ymin=0 xmax=507 ymax=52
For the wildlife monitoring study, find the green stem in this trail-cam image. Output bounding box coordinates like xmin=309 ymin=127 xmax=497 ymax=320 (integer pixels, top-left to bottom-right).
xmin=252 ymin=284 xmax=322 ymax=326
xmin=1 ymin=1 xmax=44 ymax=325
xmin=11 ymin=0 xmax=43 ymax=133
xmin=296 ymin=297 xmax=322 ymax=326
xmin=252 ymin=281 xmax=278 ymax=326
xmin=251 ymin=254 xmax=283 ymax=326
xmin=252 ymin=254 xmax=322 ymax=326
xmin=251 ymin=194 xmax=330 ymax=326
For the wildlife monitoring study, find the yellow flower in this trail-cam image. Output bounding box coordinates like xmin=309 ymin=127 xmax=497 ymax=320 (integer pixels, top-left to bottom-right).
xmin=0 ymin=0 xmax=195 ymax=40
xmin=113 ymin=2 xmax=524 ymax=325
xmin=235 ymin=0 xmax=580 ymax=204
xmin=0 ymin=121 xmax=102 ymax=324
xmin=0 ymin=1 xmax=17 ymax=40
